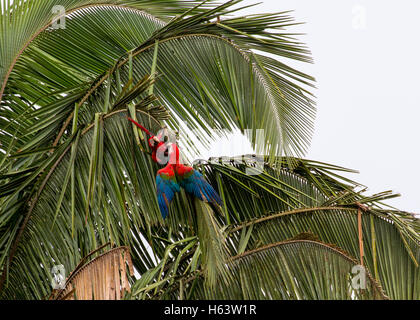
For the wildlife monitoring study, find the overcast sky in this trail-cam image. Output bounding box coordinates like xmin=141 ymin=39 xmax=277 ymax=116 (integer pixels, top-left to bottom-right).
xmin=201 ymin=0 xmax=420 ymax=215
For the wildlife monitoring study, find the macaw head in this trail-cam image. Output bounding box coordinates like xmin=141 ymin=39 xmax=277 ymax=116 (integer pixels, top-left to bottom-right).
xmin=127 ymin=117 xmax=179 ymax=165
xmin=148 ymin=135 xmax=162 ymax=150
xmin=149 ymin=136 xmax=168 ymax=164
xmin=147 ymin=126 xmax=167 ymax=156
xmin=128 ymin=117 xmax=166 ymax=162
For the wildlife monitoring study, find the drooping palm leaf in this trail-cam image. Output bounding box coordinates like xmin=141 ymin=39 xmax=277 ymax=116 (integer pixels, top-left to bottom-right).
xmin=225 ymin=207 xmax=419 ymax=300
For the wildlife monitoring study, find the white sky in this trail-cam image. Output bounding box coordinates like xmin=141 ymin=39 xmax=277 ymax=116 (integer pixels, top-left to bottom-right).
xmin=201 ymin=0 xmax=420 ymax=215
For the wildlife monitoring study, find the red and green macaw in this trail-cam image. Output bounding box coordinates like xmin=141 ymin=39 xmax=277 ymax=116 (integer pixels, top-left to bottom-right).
xmin=128 ymin=118 xmax=222 ymax=218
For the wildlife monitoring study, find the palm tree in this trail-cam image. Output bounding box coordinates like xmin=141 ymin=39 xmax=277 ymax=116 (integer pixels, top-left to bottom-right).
xmin=0 ymin=0 xmax=418 ymax=300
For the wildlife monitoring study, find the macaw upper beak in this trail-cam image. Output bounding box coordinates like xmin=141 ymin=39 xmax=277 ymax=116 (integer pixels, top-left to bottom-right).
xmin=148 ymin=135 xmax=162 ymax=149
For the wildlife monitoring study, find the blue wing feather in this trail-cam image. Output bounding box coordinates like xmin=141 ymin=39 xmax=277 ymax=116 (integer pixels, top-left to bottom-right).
xmin=179 ymin=169 xmax=222 ymax=206
xmin=156 ymin=169 xmax=180 ymax=219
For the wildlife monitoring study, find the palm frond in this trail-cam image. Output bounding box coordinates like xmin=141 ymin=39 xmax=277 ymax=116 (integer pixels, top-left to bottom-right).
xmin=0 ymin=0 xmax=217 ymax=97
xmin=195 ymin=199 xmax=232 ymax=287
xmin=133 ymin=240 xmax=388 ymax=300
